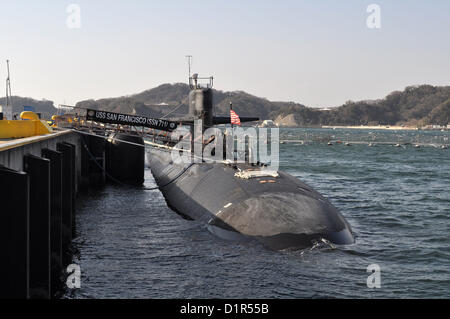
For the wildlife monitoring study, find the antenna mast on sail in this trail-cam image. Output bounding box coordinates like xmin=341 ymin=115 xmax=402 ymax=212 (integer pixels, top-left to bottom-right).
xmin=6 ymin=60 xmax=13 ymax=107
xmin=4 ymin=60 xmax=13 ymax=120
xmin=185 ymin=55 xmax=192 ymax=81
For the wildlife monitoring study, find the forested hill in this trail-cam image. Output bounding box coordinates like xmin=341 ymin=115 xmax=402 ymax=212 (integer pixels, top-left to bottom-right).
xmin=0 ymin=96 xmax=57 ymax=119
xmin=2 ymin=84 xmax=449 ymax=126
xmin=75 ymin=84 xmax=450 ymax=127
xmin=273 ymin=85 xmax=450 ymax=127
xmin=74 ymin=83 xmax=289 ymax=120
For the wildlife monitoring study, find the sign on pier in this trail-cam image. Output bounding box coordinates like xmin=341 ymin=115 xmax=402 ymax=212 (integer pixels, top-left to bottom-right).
xmin=86 ymin=109 xmax=178 ymax=131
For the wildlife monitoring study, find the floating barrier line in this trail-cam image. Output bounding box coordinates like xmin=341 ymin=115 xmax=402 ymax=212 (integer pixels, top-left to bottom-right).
xmin=279 ymin=139 xmax=448 ymax=148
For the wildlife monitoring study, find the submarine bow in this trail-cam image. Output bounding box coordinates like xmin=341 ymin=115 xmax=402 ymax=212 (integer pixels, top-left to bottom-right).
xmin=147 ymin=145 xmax=354 ymax=250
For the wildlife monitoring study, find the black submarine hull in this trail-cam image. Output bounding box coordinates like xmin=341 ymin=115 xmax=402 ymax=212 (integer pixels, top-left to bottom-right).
xmin=146 ymin=146 xmax=354 ymax=250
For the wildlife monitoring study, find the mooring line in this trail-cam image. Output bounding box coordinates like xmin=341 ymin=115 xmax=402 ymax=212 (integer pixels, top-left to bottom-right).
xmin=78 ymin=131 xmax=195 ymax=191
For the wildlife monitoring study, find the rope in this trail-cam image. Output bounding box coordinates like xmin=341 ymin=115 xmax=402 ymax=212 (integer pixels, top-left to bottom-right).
xmin=80 ymin=134 xmax=142 ymax=188
xmin=79 ymin=132 xmax=196 ymax=191
xmin=74 ymin=129 xmax=147 ymax=148
xmin=73 ymin=126 xmax=262 ymax=166
xmin=161 ymin=103 xmax=185 ymax=119
xmin=152 ymin=163 xmax=195 ymax=190
xmin=73 ymin=128 xmax=223 ymax=163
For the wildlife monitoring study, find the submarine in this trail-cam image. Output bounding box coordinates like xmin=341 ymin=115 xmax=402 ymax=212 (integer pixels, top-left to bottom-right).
xmin=146 ymin=74 xmax=354 ymax=250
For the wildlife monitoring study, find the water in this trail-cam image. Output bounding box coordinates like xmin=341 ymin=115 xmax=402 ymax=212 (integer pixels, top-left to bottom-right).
xmin=66 ymin=128 xmax=450 ymax=299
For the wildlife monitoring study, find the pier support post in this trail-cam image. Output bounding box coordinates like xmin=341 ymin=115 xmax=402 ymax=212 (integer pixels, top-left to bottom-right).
xmin=42 ymin=149 xmax=63 ymax=297
xmin=85 ymin=134 xmax=106 ymax=187
xmin=80 ymin=135 xmax=90 ymax=192
xmin=23 ymin=154 xmax=51 ymax=299
xmin=107 ymin=133 xmax=145 ymax=186
xmin=57 ymin=143 xmax=74 ymax=266
xmin=0 ymin=166 xmax=29 ymax=299
xmin=62 ymin=142 xmax=77 ymax=238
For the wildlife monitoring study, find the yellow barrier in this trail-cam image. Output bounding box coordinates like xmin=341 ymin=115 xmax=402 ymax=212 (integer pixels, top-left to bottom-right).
xmin=20 ymin=111 xmax=40 ymax=121
xmin=0 ymin=118 xmax=53 ymax=139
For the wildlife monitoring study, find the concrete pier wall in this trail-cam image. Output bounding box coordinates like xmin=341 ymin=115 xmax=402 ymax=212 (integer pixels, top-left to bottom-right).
xmin=0 ymin=131 xmax=81 ymax=192
xmin=0 ymin=130 xmax=144 ymax=298
xmin=0 ymin=130 xmax=82 ymax=299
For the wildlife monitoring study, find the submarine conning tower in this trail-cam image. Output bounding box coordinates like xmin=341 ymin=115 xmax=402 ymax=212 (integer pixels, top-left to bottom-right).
xmin=183 ymin=73 xmax=258 ymax=160
xmin=188 ymin=73 xmax=214 ymax=132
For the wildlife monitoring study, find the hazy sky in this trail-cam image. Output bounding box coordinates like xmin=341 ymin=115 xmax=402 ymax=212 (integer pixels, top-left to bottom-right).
xmin=1 ymin=0 xmax=449 ymax=108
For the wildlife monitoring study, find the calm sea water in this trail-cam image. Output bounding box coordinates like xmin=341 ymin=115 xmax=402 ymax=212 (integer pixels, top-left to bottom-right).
xmin=66 ymin=128 xmax=450 ymax=299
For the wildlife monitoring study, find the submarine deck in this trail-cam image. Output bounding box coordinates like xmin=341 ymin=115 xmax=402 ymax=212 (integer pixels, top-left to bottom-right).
xmin=145 ymin=144 xmax=354 ymax=250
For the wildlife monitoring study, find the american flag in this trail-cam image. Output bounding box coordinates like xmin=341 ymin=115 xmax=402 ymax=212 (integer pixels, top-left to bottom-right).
xmin=230 ymin=109 xmax=241 ymax=126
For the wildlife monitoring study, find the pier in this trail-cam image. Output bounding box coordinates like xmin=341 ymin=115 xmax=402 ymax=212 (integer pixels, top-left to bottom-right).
xmin=0 ymin=131 xmax=81 ymax=298
xmin=0 ymin=127 xmax=145 ymax=299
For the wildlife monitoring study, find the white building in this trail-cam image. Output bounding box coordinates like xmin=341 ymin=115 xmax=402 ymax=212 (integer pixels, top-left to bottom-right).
xmin=0 ymin=104 xmax=12 ymax=120
xmin=259 ymin=120 xmax=277 ymax=127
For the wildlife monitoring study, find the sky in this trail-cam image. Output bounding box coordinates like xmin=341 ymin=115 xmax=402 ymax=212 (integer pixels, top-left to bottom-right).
xmin=0 ymin=0 xmax=449 ymax=108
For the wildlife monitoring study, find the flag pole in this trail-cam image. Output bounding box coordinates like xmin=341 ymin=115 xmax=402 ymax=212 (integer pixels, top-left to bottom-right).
xmin=229 ymin=101 xmax=234 ymax=162
xmin=229 ymin=101 xmax=234 ymax=132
